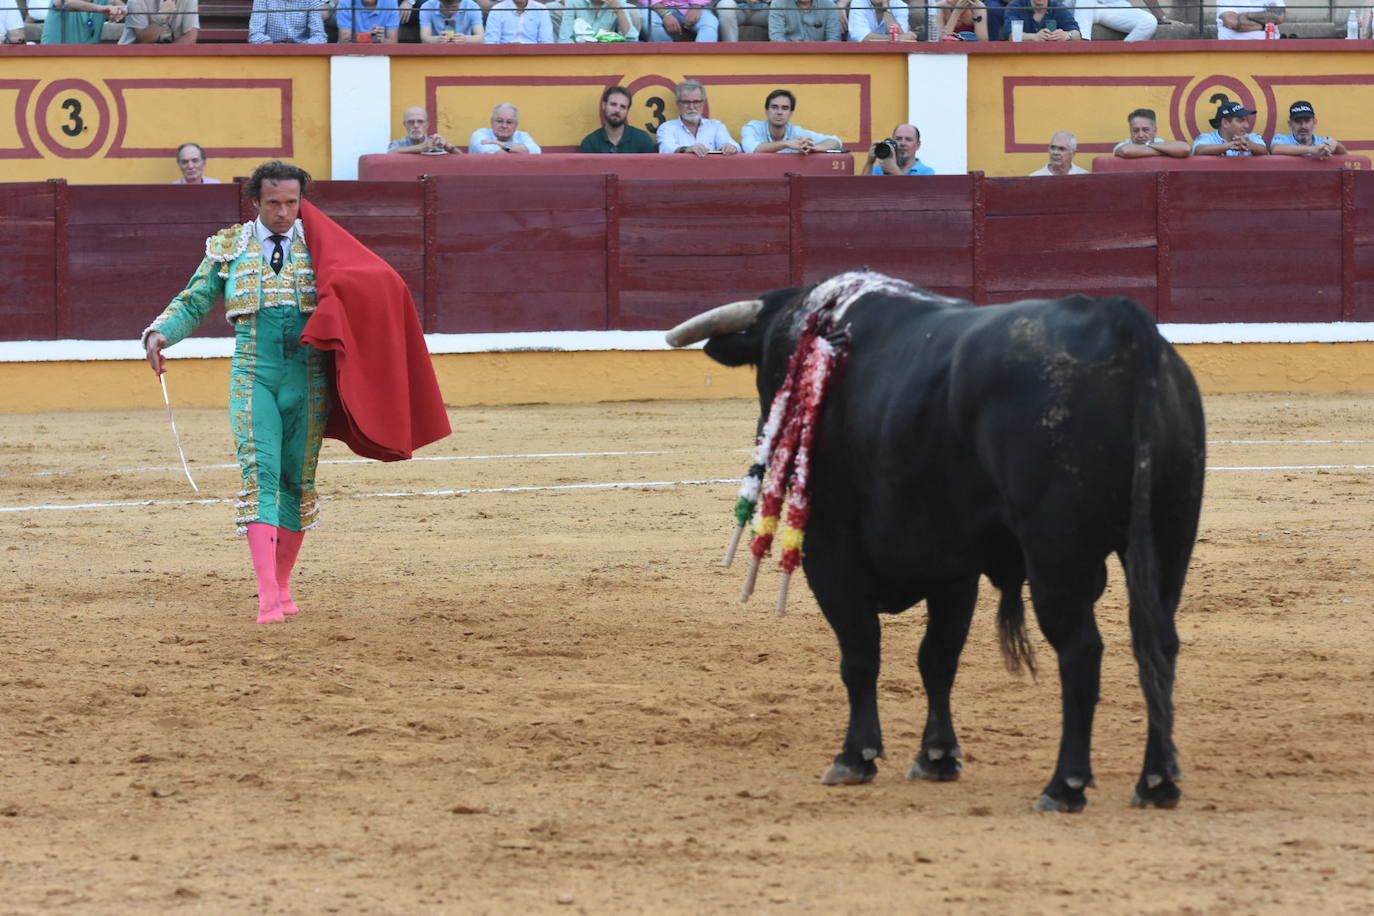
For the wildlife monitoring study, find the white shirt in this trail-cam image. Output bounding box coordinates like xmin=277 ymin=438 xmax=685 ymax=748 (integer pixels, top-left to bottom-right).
xmin=1216 ymin=0 xmax=1283 ymax=38
xmin=1029 ymin=164 xmax=1088 ymax=175
xmin=845 ymin=0 xmax=908 ymax=41
xmin=255 ymin=217 xmax=302 ymax=259
xmin=655 ymin=117 xmax=739 ymax=154
xmin=468 ymin=128 xmax=542 ymax=154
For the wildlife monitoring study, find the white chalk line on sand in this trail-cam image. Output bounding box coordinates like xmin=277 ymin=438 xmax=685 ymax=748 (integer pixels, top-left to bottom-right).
xmin=8 ymin=440 xmax=1372 ymax=482
xmin=3 ymin=464 xmax=1373 ymax=515
xmin=7 ymin=448 xmax=738 ymax=481
xmin=0 ymin=478 xmax=740 ymax=514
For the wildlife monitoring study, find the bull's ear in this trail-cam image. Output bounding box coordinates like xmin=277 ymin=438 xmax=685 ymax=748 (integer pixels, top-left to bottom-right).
xmin=703 ymin=330 xmax=762 ymax=367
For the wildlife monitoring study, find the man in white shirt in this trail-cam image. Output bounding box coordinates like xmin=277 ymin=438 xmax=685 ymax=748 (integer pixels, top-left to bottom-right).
xmin=1072 ymin=0 xmax=1171 ymax=41
xmin=656 ymin=80 xmax=740 ymax=156
xmin=845 ymin=0 xmax=916 ymax=40
xmin=1112 ymin=108 xmax=1190 ymax=159
xmin=1029 ymin=130 xmax=1088 ymax=175
xmin=469 ymin=103 xmax=542 ymax=154
xmin=1216 ymin=0 xmax=1283 ymax=38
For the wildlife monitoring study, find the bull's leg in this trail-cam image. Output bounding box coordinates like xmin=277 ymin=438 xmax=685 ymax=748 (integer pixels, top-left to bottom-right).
xmin=907 ymin=577 xmax=977 ymax=782
xmin=817 ymin=605 xmax=884 ymax=786
xmin=1027 ymin=564 xmax=1106 ymax=813
xmin=1130 ymin=619 xmax=1181 ymax=809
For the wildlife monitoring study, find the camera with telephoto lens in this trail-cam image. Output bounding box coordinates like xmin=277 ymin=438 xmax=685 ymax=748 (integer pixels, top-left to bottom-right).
xmin=872 ymin=138 xmax=898 ymax=159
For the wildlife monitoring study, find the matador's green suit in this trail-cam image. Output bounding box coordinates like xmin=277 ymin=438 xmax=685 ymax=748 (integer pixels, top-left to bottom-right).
xmin=143 ymin=220 xmax=330 ymax=533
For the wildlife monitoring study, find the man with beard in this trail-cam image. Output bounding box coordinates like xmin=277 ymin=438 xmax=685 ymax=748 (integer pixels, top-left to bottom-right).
xmin=1269 ymin=100 xmax=1346 ymax=159
xmin=579 ymin=86 xmax=656 ymax=154
xmin=387 ymin=106 xmax=460 ymax=155
xmin=469 ymin=103 xmax=542 ymax=154
xmin=656 ymin=80 xmax=739 ymax=156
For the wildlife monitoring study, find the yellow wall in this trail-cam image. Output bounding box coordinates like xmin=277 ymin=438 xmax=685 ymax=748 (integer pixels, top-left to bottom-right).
xmin=0 ymin=56 xmax=332 ymax=184
xmin=5 ymin=343 xmax=1374 ymax=414
xmin=968 ymin=48 xmax=1374 ymax=176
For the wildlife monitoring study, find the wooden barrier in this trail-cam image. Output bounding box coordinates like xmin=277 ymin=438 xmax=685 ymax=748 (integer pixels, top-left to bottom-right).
xmin=357 ymin=153 xmax=856 ymax=180
xmin=5 ymin=171 xmax=1374 ymax=343
xmin=1091 ymin=155 xmax=1372 ymax=172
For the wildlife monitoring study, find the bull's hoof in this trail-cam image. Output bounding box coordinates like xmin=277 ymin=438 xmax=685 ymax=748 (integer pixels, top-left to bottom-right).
xmin=906 ymin=750 xmax=963 ymax=782
xmin=1034 ymin=785 xmax=1088 ymax=813
xmin=1130 ymin=774 xmax=1182 ymax=809
xmin=820 ymin=760 xmax=876 ymax=786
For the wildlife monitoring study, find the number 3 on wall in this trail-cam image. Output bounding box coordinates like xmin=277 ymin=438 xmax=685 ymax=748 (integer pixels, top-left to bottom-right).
xmin=60 ymin=98 xmax=86 ymax=137
xmin=33 ymin=79 xmax=110 ymax=158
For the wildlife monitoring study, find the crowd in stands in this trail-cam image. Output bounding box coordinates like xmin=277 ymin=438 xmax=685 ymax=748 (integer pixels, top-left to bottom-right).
xmin=10 ymin=0 xmax=1371 ymax=43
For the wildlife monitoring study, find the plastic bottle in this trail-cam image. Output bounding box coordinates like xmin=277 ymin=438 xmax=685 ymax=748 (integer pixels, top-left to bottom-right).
xmin=928 ymin=1 xmax=941 ymax=40
xmin=1347 ymin=10 xmax=1359 ymax=38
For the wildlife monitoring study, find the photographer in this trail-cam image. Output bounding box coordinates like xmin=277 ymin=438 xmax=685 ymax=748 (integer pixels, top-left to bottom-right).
xmin=864 ymin=124 xmax=934 ymax=176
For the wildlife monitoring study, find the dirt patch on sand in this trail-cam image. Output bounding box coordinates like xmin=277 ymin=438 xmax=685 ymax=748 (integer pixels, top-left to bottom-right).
xmin=1 ymin=394 xmax=1372 ymax=913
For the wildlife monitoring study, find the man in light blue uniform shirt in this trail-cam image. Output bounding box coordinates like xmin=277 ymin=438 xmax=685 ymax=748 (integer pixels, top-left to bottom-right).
xmin=1270 ymin=100 xmax=1346 ymax=159
xmin=741 ymin=89 xmax=843 ymax=154
xmin=657 ymin=80 xmax=740 ymax=156
xmin=1192 ymin=100 xmax=1268 ymax=157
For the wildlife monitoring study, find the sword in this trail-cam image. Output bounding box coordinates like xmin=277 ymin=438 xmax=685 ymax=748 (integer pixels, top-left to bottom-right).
xmin=159 ymin=372 xmax=200 ymax=493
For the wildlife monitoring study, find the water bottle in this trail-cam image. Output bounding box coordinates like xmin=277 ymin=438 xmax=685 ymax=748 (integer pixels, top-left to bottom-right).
xmin=1347 ymin=10 xmax=1359 ymax=38
xmin=928 ymin=0 xmax=941 ymax=40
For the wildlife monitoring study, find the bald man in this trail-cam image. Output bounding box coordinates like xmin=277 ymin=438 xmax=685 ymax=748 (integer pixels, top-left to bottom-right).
xmin=386 ymin=106 xmax=460 ymax=154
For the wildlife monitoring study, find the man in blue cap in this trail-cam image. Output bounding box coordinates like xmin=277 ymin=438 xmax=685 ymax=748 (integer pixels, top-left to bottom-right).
xmin=1269 ymin=100 xmax=1346 ymax=159
xmin=1192 ymin=100 xmax=1268 ymax=157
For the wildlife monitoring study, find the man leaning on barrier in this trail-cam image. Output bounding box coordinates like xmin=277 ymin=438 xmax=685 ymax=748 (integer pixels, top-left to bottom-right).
xmin=1270 ymin=101 xmax=1347 ymax=160
xmin=1112 ymin=108 xmax=1190 ymax=159
xmin=657 ymin=80 xmax=740 ymax=156
xmin=741 ymin=89 xmax=843 ymax=154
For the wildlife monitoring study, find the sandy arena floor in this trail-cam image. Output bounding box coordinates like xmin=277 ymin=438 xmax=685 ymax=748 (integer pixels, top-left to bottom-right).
xmin=1 ymin=392 xmax=1372 ymax=914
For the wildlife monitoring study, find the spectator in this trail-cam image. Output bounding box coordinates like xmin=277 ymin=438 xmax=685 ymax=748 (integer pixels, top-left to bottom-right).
xmin=1074 ymin=0 xmax=1171 ymax=41
xmin=470 ymin=103 xmax=541 ymax=154
xmin=484 ymin=0 xmax=554 ymax=41
xmin=1216 ymin=0 xmax=1283 ymax=38
xmin=418 ymin=0 xmax=483 ymax=39
xmin=336 ymin=0 xmax=399 ymax=41
xmin=249 ymin=0 xmax=326 ymax=41
xmin=1270 ymin=100 xmax=1347 ymax=159
xmin=741 ymin=89 xmax=843 ymax=154
xmin=558 ymin=0 xmax=637 ymax=40
xmin=1192 ymin=101 xmax=1268 ymax=157
xmin=1112 ymin=108 xmax=1190 ymax=159
xmin=767 ymin=0 xmax=841 ymax=40
xmin=864 ymin=123 xmax=933 ymax=175
xmin=387 ymin=106 xmax=461 ymax=154
xmin=646 ymin=0 xmax=719 ymax=41
xmin=717 ymin=0 xmax=768 ymax=41
xmin=118 ymin=0 xmax=198 ymax=41
xmin=23 ymin=0 xmax=50 ymax=34
xmin=846 ymin=0 xmax=915 ymax=40
xmin=41 ymin=0 xmax=126 ymax=43
xmin=1029 ymin=130 xmax=1087 ymax=174
xmin=3 ymin=1 xmax=26 ymax=40
xmin=173 ymin=142 xmax=221 ymax=183
xmin=656 ymin=80 xmax=739 ymax=155
xmin=1001 ymin=0 xmax=1079 ymax=40
xmin=933 ymin=0 xmax=989 ymax=39
xmin=579 ymin=86 xmax=657 ymax=153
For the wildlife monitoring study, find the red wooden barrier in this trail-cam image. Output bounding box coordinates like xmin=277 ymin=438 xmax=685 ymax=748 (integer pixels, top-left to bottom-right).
xmin=6 ymin=172 xmax=1374 ymax=344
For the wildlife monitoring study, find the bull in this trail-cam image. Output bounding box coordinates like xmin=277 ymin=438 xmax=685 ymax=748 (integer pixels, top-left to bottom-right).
xmin=667 ymin=271 xmax=1205 ymax=812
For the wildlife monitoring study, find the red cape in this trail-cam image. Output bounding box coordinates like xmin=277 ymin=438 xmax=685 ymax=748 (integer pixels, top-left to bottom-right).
xmin=300 ymin=200 xmax=451 ymax=461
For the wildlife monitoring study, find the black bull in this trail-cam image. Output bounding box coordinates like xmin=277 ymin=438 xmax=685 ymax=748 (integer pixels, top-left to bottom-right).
xmin=668 ymin=273 xmax=1206 ymax=812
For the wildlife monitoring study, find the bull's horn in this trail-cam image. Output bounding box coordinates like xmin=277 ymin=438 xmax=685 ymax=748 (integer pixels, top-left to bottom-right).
xmin=664 ymin=299 xmax=764 ymax=348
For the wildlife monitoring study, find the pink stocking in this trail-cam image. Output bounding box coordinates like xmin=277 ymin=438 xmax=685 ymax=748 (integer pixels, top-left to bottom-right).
xmin=276 ymin=527 xmax=306 ymax=617
xmin=246 ymin=522 xmax=284 ymax=624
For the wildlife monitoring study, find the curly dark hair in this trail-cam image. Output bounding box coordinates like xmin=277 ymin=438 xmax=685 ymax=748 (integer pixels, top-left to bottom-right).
xmin=244 ymin=160 xmax=311 ymax=201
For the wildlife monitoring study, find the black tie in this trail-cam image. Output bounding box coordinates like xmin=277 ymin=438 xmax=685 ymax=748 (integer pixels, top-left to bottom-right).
xmin=269 ymin=234 xmax=286 ymax=274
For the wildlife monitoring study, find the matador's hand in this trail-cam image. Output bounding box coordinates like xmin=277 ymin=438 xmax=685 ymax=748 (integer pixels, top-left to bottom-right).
xmin=145 ymin=331 xmax=167 ymax=375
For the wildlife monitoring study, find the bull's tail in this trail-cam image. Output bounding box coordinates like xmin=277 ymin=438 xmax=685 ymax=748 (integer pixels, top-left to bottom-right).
xmin=997 ymin=586 xmax=1037 ymax=678
xmin=1121 ymin=307 xmax=1177 ymax=764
